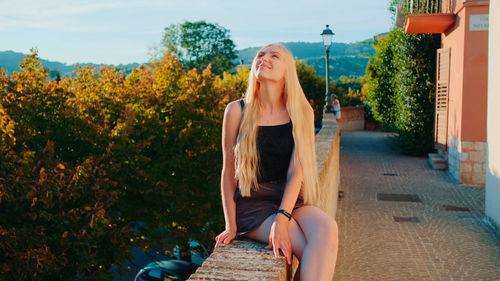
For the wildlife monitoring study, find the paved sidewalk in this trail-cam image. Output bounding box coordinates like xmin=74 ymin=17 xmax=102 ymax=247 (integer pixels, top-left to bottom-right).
xmin=333 ymin=131 xmax=500 ymax=281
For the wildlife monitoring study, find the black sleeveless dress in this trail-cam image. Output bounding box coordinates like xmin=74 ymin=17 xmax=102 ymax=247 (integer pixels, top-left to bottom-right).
xmin=233 ymin=99 xmax=305 ymax=236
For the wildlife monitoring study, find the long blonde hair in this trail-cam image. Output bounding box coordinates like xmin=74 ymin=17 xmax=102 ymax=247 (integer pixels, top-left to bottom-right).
xmin=234 ymin=44 xmax=319 ymax=205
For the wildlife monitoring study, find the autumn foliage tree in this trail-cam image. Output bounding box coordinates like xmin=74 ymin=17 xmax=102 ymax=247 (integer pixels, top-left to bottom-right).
xmin=0 ymin=51 xmax=131 ymax=281
xmin=0 ymin=50 xmax=241 ymax=280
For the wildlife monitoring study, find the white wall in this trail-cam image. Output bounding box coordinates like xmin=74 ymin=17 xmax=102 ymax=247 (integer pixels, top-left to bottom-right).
xmin=486 ymin=1 xmax=500 ymax=229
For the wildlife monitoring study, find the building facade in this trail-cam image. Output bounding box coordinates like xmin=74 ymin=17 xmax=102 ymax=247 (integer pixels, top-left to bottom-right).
xmin=400 ymin=0 xmax=489 ymax=186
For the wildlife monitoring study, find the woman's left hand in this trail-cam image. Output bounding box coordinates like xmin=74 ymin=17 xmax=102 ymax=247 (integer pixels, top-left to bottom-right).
xmin=265 ymin=214 xmax=292 ymax=264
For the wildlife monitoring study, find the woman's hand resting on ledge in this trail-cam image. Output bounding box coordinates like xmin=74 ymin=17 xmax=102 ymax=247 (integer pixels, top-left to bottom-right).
xmin=266 ymin=214 xmax=292 ymax=264
xmin=214 ymin=227 xmax=236 ymax=249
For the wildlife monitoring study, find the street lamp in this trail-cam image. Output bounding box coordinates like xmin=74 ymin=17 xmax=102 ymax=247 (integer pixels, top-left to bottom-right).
xmin=320 ymin=24 xmax=334 ymax=113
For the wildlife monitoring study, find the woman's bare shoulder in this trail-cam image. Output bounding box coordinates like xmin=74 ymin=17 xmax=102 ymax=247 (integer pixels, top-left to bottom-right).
xmin=222 ymin=100 xmax=243 ymax=148
xmin=224 ymin=99 xmax=243 ymax=121
xmin=223 ymin=99 xmax=244 ymax=133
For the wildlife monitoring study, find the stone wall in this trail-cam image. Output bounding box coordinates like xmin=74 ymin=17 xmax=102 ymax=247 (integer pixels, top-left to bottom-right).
xmin=448 ymin=136 xmax=486 ymax=186
xmin=316 ymin=113 xmax=341 ymax=218
xmin=188 ymin=113 xmax=340 ymax=280
xmin=336 ymin=106 xmax=365 ymax=131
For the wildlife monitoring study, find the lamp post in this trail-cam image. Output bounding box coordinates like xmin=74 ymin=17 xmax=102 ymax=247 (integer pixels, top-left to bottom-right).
xmin=320 ymin=24 xmax=334 ymax=113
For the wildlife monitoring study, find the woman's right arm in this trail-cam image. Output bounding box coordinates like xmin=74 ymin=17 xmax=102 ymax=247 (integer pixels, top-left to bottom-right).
xmin=214 ymin=100 xmax=242 ymax=248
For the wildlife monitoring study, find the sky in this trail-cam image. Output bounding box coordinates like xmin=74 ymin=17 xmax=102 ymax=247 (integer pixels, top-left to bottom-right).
xmin=0 ymin=0 xmax=394 ymax=65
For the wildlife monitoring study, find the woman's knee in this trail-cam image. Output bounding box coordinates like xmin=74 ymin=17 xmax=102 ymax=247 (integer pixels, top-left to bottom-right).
xmin=294 ymin=206 xmax=338 ymax=249
xmin=324 ymin=215 xmax=338 ymax=237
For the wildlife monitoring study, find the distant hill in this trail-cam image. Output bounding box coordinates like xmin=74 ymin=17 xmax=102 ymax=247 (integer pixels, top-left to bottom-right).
xmin=0 ymin=50 xmax=140 ymax=77
xmin=235 ymin=41 xmax=375 ymax=79
xmin=1 ymin=38 xmax=376 ymax=80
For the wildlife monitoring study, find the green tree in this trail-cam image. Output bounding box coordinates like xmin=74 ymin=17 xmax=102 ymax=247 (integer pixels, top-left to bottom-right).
xmin=388 ymin=0 xmax=400 ymax=19
xmin=295 ymin=59 xmax=326 ymax=128
xmin=162 ymin=21 xmax=238 ymax=76
xmin=49 ymin=69 xmax=61 ymax=81
xmin=365 ymin=31 xmax=401 ymax=130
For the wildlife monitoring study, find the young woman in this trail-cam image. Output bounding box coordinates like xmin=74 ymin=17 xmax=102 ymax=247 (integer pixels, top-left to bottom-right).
xmin=214 ymin=43 xmax=338 ymax=281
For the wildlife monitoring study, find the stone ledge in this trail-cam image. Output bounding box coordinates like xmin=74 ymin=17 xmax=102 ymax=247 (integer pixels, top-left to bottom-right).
xmin=189 ymin=239 xmax=289 ymax=281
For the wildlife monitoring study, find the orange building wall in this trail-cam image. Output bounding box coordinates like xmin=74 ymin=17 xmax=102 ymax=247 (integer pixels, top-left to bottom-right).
xmin=442 ymin=3 xmax=489 ymax=143
xmin=442 ymin=7 xmax=466 ymax=142
xmin=461 ymin=4 xmax=489 ymax=142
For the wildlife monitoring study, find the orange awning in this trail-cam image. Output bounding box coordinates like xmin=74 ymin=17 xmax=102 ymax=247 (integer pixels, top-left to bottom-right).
xmin=405 ymin=14 xmax=456 ymax=34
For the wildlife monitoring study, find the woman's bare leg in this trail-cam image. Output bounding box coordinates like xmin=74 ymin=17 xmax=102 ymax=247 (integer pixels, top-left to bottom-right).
xmin=292 ymin=205 xmax=339 ymax=281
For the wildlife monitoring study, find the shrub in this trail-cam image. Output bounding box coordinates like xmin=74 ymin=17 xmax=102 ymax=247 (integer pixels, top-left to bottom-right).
xmin=365 ymin=28 xmax=440 ymax=154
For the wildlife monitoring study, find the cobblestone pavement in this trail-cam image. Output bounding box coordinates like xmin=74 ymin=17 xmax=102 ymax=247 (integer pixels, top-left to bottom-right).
xmin=333 ymin=131 xmax=500 ymax=281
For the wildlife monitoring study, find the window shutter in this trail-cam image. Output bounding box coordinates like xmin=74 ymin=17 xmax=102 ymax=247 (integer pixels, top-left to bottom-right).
xmin=434 ymin=48 xmax=450 ymax=149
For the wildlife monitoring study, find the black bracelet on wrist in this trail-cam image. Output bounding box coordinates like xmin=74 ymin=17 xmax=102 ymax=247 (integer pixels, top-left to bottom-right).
xmin=277 ymin=209 xmax=292 ymax=221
